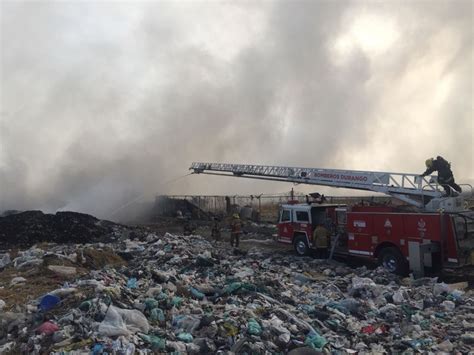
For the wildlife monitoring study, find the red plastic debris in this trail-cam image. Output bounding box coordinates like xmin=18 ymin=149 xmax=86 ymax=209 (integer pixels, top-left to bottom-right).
xmin=36 ymin=321 xmax=59 ymax=335
xmin=361 ymin=325 xmax=376 ymax=334
xmin=361 ymin=324 xmax=388 ymax=335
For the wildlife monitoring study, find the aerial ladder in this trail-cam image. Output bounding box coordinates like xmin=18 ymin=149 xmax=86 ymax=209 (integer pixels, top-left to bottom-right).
xmin=190 ymin=162 xmax=472 ymax=212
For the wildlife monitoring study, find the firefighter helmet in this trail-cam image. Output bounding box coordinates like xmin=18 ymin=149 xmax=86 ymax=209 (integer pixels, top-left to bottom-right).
xmin=425 ymin=158 xmax=434 ymax=168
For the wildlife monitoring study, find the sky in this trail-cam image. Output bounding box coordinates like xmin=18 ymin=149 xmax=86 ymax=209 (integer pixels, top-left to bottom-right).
xmin=0 ymin=0 xmax=472 ymax=219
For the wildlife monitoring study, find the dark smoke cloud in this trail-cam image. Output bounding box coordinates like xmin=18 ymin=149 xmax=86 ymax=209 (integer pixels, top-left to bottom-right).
xmin=1 ymin=1 xmax=472 ymax=219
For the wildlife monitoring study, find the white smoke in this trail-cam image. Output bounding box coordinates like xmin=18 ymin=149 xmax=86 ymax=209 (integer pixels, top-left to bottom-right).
xmin=0 ymin=1 xmax=472 ymax=218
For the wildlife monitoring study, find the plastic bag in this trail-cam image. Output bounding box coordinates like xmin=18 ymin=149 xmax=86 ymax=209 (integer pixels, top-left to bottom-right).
xmin=223 ymin=322 xmax=239 ymax=336
xmin=327 ymin=300 xmax=357 ymax=315
xmin=149 ymin=308 xmax=165 ymax=322
xmin=79 ymin=300 xmax=92 ymax=311
xmin=144 ymin=298 xmax=159 ymax=310
xmin=448 ymin=289 xmax=464 ymax=301
xmin=39 ymin=294 xmax=61 ymax=312
xmin=36 ymin=321 xmax=59 ymax=335
xmin=10 ymin=277 xmax=26 ymax=285
xmin=140 ymin=334 xmax=166 ymax=350
xmin=433 ymin=282 xmax=450 ymax=296
xmin=392 ymin=290 xmax=406 ymax=304
xmin=223 ymin=282 xmax=242 ymax=294
xmin=127 ymin=278 xmax=137 ymax=289
xmin=177 ymin=332 xmax=193 ymax=343
xmin=351 ymin=277 xmax=376 ymax=290
xmin=441 ymin=300 xmax=455 ymax=312
xmin=98 ymin=306 xmax=149 ymax=337
xmin=171 ymin=296 xmax=183 ymax=307
xmin=172 ymin=315 xmax=201 ymax=333
xmin=247 ymin=318 xmax=262 ymax=335
xmin=190 ymin=287 xmax=205 ymax=300
xmin=0 ymin=253 xmax=11 ymax=268
xmin=116 ymin=306 xmax=149 ymax=333
xmin=98 ymin=306 xmax=131 ymax=337
xmin=304 ymin=331 xmax=327 ymax=351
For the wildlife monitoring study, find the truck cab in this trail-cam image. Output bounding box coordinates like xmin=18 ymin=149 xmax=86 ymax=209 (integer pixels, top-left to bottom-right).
xmin=277 ymin=203 xmax=347 ymax=256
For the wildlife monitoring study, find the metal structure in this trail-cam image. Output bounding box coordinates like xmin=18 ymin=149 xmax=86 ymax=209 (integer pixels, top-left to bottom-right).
xmin=158 ymin=193 xmax=393 ymax=221
xmin=190 ymin=161 xmax=474 ymax=276
xmin=190 ymin=162 xmax=471 ymax=211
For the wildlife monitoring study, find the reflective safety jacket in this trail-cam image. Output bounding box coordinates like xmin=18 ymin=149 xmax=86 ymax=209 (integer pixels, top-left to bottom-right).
xmin=313 ymin=226 xmax=330 ymax=248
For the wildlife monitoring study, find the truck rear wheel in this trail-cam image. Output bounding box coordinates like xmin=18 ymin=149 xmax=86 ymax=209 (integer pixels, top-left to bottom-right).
xmin=294 ymin=235 xmax=310 ymax=256
xmin=378 ymin=247 xmax=408 ymax=275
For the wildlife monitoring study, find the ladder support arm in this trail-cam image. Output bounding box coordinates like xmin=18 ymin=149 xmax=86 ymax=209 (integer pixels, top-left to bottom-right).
xmin=190 ymin=162 xmax=444 ymax=203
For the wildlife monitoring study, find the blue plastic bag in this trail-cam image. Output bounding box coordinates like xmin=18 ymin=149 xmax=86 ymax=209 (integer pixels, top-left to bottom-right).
xmin=39 ymin=294 xmax=60 ymax=312
xmin=127 ymin=278 xmax=137 ymax=289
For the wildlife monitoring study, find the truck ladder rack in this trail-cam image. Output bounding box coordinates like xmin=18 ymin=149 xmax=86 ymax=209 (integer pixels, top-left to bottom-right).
xmin=190 ymin=162 xmax=444 ymax=208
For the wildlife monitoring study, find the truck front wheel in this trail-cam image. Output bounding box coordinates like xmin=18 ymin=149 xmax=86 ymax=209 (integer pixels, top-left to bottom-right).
xmin=378 ymin=247 xmax=408 ymax=275
xmin=294 ymin=235 xmax=310 ymax=256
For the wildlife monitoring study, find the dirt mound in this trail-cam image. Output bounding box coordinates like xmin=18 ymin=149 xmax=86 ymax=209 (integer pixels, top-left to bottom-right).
xmin=0 ymin=211 xmax=120 ymax=248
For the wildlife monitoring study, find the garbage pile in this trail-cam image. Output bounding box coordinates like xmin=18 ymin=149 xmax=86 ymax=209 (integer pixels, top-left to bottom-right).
xmin=0 ymin=231 xmax=473 ymax=354
xmin=0 ymin=211 xmax=124 ymax=248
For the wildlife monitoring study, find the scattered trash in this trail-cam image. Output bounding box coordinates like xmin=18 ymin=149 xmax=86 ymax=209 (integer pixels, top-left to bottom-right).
xmin=438 ymin=339 xmax=454 ymax=352
xmin=0 ymin=220 xmax=472 ymax=353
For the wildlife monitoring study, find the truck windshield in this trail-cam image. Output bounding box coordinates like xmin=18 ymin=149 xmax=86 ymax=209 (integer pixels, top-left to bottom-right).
xmin=296 ymin=211 xmax=309 ymax=222
xmin=311 ymin=208 xmax=326 ymax=226
xmin=281 ymin=210 xmax=291 ymax=222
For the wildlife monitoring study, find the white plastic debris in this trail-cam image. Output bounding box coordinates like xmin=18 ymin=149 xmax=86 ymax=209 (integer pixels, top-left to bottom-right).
xmin=98 ymin=306 xmax=149 ymax=337
xmin=0 ymin=253 xmax=11 ymax=268
xmin=11 ymin=277 xmax=27 ymax=285
xmin=441 ymin=300 xmax=455 ymax=312
xmin=47 ymin=265 xmax=77 ymax=276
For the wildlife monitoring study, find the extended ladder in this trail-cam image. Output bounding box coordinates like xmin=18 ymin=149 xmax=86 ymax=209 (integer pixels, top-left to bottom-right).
xmin=190 ymin=162 xmax=445 ymax=208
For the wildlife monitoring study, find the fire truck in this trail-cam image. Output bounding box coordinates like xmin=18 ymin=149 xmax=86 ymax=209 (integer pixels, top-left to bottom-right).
xmin=190 ymin=162 xmax=474 ymax=276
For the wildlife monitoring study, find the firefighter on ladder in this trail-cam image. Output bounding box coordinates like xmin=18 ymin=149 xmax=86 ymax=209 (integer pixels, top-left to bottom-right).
xmin=420 ymin=156 xmax=462 ymax=196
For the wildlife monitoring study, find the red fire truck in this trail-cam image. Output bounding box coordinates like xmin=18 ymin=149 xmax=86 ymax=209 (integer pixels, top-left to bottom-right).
xmin=190 ymin=162 xmax=474 ymax=276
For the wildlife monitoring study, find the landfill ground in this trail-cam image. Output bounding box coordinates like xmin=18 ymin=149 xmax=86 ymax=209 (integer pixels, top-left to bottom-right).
xmin=0 ymin=212 xmax=473 ymax=354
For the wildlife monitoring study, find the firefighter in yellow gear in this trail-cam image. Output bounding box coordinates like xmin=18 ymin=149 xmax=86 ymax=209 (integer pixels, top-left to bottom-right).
xmin=313 ymin=224 xmax=330 ymax=258
xmin=230 ymin=214 xmax=242 ymax=248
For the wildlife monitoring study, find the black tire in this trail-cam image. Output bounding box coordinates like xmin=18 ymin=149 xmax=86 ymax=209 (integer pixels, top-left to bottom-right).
xmin=294 ymin=235 xmax=310 ymax=256
xmin=378 ymin=247 xmax=408 ymax=275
